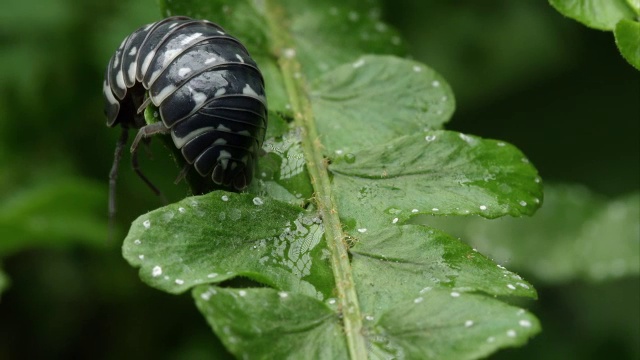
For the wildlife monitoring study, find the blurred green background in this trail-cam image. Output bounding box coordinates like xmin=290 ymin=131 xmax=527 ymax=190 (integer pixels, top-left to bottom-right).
xmin=0 ymin=0 xmax=638 ymax=359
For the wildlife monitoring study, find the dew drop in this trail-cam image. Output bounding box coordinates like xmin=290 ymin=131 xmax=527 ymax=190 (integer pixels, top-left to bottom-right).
xmin=365 ymin=315 xmax=375 ymax=321
xmin=507 ymin=329 xmax=517 ymax=338
xmin=413 ymin=65 xmax=422 ymax=72
xmin=152 ymin=266 xmax=162 ymax=277
xmin=143 ymin=220 xmax=151 ymax=229
xmin=178 ymin=207 xmax=186 ymax=213
xmin=134 ymin=239 xmax=141 ymax=245
xmin=221 ymin=195 xmax=229 ymax=202
xmin=450 ymin=291 xmax=461 ymax=298
xmin=465 ymin=320 xmax=474 ymax=327
xmin=425 ymin=135 xmax=436 ymax=142
xmin=279 ymin=291 xmax=289 ymax=298
xmin=282 ymin=48 xmax=296 ymax=58
xmin=207 ymin=273 xmax=218 ymax=278
xmin=238 ymin=290 xmax=247 ymax=297
xmin=414 ymin=297 xmax=424 ymax=304
xmin=519 ymin=319 xmax=532 ymax=328
xmin=411 ymin=209 xmax=419 ymax=213
xmin=353 ymin=59 xmax=365 ymax=68
xmin=345 ymin=153 xmax=356 ymax=163
xmin=431 ymin=80 xmax=440 ymax=87
xmin=392 ymin=217 xmax=399 ymax=224
xmin=432 ymin=208 xmax=439 ymax=212
xmin=253 ymin=197 xmax=264 ymax=206
xmin=357 ymin=228 xmax=367 ymax=233
xmin=517 ymin=282 xmax=530 ymax=289
xmin=479 ymin=205 xmax=487 ymax=211
xmin=138 ymin=254 xmax=144 ymax=260
xmin=507 ymin=284 xmax=516 ymax=290
xmin=519 ymin=200 xmax=527 ymax=207
xmin=487 ymin=337 xmax=495 ymax=343
xmin=175 ymin=279 xmax=184 ymax=285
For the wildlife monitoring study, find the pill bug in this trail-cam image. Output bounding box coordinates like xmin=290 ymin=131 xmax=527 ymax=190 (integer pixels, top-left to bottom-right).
xmin=103 ymin=16 xmax=267 ymax=217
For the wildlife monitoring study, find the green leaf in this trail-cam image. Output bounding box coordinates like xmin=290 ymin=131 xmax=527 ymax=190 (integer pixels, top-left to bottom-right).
xmin=351 ymin=225 xmax=536 ymax=318
xmin=0 ymin=178 xmax=107 ymax=256
xmin=122 ymin=191 xmax=334 ymax=298
xmin=615 ymin=19 xmax=640 ymax=71
xmin=549 ymin=0 xmax=636 ymax=30
xmin=193 ymin=286 xmax=348 ymax=359
xmin=330 ymin=131 xmax=542 ymax=232
xmin=371 ymin=289 xmax=540 ymax=359
xmin=311 ymin=55 xmax=455 ymax=154
xmin=423 ymin=184 xmax=640 ymax=283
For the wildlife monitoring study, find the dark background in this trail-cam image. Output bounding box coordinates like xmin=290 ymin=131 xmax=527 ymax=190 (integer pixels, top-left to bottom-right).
xmin=0 ymin=0 xmax=638 ymax=359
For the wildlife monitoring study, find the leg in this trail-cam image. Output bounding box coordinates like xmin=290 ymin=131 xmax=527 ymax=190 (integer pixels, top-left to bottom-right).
xmin=130 ymin=123 xmax=170 ymax=203
xmin=108 ymin=128 xmax=129 ymax=240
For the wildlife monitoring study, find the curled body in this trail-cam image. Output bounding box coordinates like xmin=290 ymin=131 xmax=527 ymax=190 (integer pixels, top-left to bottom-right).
xmin=103 ymin=16 xmax=267 ymax=206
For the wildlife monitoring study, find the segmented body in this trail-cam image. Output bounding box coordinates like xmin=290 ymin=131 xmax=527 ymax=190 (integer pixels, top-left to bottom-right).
xmin=103 ymin=16 xmax=267 ymax=191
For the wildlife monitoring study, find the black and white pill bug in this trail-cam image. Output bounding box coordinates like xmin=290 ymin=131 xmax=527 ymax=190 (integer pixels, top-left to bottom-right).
xmin=103 ymin=16 xmax=267 ymax=216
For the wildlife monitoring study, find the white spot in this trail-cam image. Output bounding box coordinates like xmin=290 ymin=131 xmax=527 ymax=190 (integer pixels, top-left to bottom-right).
xmin=459 ymin=133 xmax=475 ymax=144
xmin=207 ymin=273 xmax=218 ymax=278
xmin=414 ymin=297 xmax=424 ymax=303
xmin=534 ymin=198 xmax=540 ymax=204
xmin=215 ymin=88 xmax=227 ymax=97
xmin=138 ymin=255 xmax=144 ymax=260
xmin=200 ymin=292 xmax=212 ymax=301
xmin=178 ymin=207 xmax=186 ymax=213
xmin=517 ymin=282 xmax=530 ymax=289
xmin=175 ymin=279 xmax=185 ymax=285
xmin=465 ymin=320 xmax=474 ymax=327
xmin=497 ymin=264 xmax=506 ymax=269
xmin=128 ymin=47 xmax=137 ymax=56
xmin=235 ymin=54 xmax=245 ymax=63
xmin=180 ymin=32 xmax=202 ymax=45
xmin=450 ymin=292 xmax=460 ymax=297
xmin=411 ymin=209 xmax=419 ymax=213
xmin=205 ymin=57 xmax=217 ymax=64
xmin=392 ymin=217 xmax=399 ymax=224
xmin=432 ymin=208 xmax=439 ymax=212
xmin=242 ymin=84 xmax=259 ymax=96
xmin=328 ymin=298 xmax=337 ymax=305
xmin=353 ymin=59 xmax=365 ymax=68
xmin=221 ymin=195 xmax=229 ymax=202
xmin=152 ymin=266 xmax=162 ymax=277
xmin=519 ymin=320 xmax=532 ymax=328
xmin=191 ymin=90 xmax=207 ymax=107
xmin=153 ymin=84 xmax=177 ymax=104
xmin=143 ymin=220 xmax=151 ymax=229
xmin=432 ymin=80 xmax=441 ymax=87
xmin=357 ymin=228 xmax=367 ymax=233
xmin=134 ymin=239 xmax=141 ymax=245
xmin=519 ymin=200 xmax=528 ymax=207
xmin=348 ymin=11 xmax=359 ymax=21
xmin=253 ymin=197 xmax=264 ymax=206
xmin=115 ymin=70 xmax=125 ymax=90
xmin=507 ymin=284 xmax=516 ymax=290
xmin=283 ymin=48 xmax=296 ymax=58
xmin=127 ymin=63 xmax=136 ymax=83
xmin=425 ymin=135 xmax=436 ymax=142
xmin=238 ymin=290 xmax=247 ymax=297
xmin=278 ymin=291 xmax=288 ymax=298
xmin=479 ymin=205 xmax=487 ymax=211
xmin=178 ymin=67 xmax=192 ymax=77
xmin=413 ymin=65 xmax=422 ymax=72
xmin=141 ymin=50 xmax=156 ymax=76
xmin=497 ymin=142 xmax=506 ymax=147
xmin=507 ymin=329 xmax=517 ymax=338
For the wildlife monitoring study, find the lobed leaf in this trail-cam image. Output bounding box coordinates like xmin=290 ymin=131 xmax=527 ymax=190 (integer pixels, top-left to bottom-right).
xmin=370 ymin=289 xmax=540 ymax=360
xmin=193 ymin=286 xmax=348 ymax=359
xmin=549 ymin=0 xmax=636 ymax=30
xmin=615 ymin=18 xmax=640 ymax=71
xmin=311 ymin=55 xmax=455 ymax=154
xmin=351 ymin=225 xmax=536 ymax=318
xmin=122 ymin=191 xmax=334 ymax=298
xmin=330 ymin=130 xmax=543 ymax=232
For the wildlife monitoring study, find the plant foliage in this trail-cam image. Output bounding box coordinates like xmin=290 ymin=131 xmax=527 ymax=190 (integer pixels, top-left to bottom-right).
xmin=121 ymin=0 xmax=544 ymax=358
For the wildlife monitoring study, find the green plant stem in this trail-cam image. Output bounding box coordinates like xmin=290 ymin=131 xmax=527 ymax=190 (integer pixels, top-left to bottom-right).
xmin=263 ymin=2 xmax=367 ymax=359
